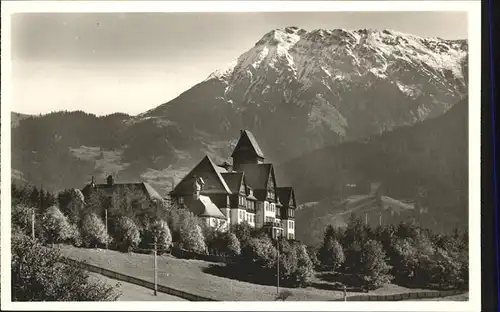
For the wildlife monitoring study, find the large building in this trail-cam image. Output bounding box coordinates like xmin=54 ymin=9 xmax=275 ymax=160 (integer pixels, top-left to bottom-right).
xmin=170 ymin=130 xmax=297 ymax=240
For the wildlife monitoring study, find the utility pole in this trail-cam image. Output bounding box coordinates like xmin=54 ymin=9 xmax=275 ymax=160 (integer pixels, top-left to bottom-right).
xmin=31 ymin=208 xmax=35 ymax=240
xmin=276 ymin=233 xmax=280 ymax=296
xmin=153 ymin=237 xmax=158 ymax=296
xmin=105 ymin=208 xmax=108 ymax=250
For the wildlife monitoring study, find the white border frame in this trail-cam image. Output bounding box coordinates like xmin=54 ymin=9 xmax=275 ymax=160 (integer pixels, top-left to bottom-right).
xmin=1 ymin=1 xmax=481 ymax=311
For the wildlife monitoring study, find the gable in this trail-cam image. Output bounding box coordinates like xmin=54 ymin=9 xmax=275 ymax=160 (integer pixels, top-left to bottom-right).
xmin=173 ymin=156 xmax=230 ymax=195
xmin=231 ymin=130 xmax=265 ymax=158
xmin=289 ymin=189 xmax=295 ymax=207
xmin=266 ymin=165 xmax=277 ymax=191
xmin=239 ymin=179 xmax=246 ymax=194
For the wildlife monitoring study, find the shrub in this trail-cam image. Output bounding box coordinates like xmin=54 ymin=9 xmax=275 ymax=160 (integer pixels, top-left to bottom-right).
xmin=114 ymin=216 xmax=141 ymax=252
xmin=11 ymin=231 xmax=121 ymax=301
xmin=12 ymin=204 xmax=34 ymax=235
xmin=81 ymin=213 xmax=110 ymax=248
xmin=39 ymin=206 xmax=75 ymax=245
xmin=276 ymin=290 xmax=293 ymax=301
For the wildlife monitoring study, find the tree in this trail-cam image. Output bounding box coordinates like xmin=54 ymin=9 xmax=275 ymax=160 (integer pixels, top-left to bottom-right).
xmin=114 ymin=216 xmax=141 ymax=252
xmin=231 ymin=221 xmax=254 ymax=247
xmin=358 ymin=239 xmax=393 ymax=289
xmin=58 ymin=188 xmax=86 ymax=225
xmin=81 ymin=213 xmax=110 ymax=248
xmin=226 ymin=232 xmax=241 ymax=257
xmin=152 ymin=220 xmax=173 ymax=251
xmin=109 ymin=186 xmax=150 ymax=228
xmin=12 ymin=204 xmax=34 ymax=235
xmin=11 ymin=231 xmax=121 ymax=301
xmin=306 ymin=246 xmax=321 ymax=269
xmin=318 ymin=237 xmax=345 ymax=270
xmin=277 ymin=238 xmax=299 ymax=283
xmin=237 ymin=236 xmax=277 ymax=278
xmin=293 ymin=244 xmax=315 ymax=287
xmin=178 ymin=212 xmax=206 ymax=253
xmin=39 ymin=206 xmax=74 ymax=245
xmin=86 ymin=188 xmax=107 ymax=217
xmin=343 ymin=215 xmax=370 ymax=273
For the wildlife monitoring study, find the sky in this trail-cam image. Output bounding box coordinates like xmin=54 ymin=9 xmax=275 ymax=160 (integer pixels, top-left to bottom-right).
xmin=11 ymin=11 xmax=468 ymax=116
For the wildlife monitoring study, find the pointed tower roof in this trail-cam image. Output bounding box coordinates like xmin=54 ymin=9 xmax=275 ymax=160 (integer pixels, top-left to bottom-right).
xmin=231 ymin=130 xmax=265 ymax=159
xmin=171 ymin=155 xmax=231 ymax=196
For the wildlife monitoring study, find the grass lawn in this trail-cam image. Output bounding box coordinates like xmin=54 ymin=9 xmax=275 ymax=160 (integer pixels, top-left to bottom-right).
xmin=89 ymin=272 xmax=186 ymax=301
xmin=60 ymin=245 xmax=455 ymax=301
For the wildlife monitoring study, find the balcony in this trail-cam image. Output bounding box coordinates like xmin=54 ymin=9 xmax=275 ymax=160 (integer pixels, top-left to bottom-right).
xmin=264 ymin=221 xmax=282 ymax=228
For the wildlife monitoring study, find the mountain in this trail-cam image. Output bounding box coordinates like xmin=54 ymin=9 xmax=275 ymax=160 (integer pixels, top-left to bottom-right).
xmin=142 ymin=27 xmax=467 ymax=159
xmin=276 ymin=97 xmax=468 ymax=245
xmin=11 ymin=27 xmax=467 ymax=195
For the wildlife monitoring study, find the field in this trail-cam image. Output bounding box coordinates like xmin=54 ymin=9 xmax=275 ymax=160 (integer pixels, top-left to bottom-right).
xmin=89 ymin=272 xmax=186 ymax=301
xmin=60 ymin=246 xmax=450 ymax=301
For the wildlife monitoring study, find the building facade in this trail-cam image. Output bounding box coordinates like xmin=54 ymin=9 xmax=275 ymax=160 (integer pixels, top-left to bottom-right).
xmin=170 ymin=130 xmax=297 ymax=240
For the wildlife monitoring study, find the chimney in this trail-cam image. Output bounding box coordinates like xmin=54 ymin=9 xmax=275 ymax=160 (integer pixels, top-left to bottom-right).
xmin=91 ymin=176 xmax=95 ymax=187
xmin=221 ymin=161 xmax=232 ymax=172
xmin=107 ymin=175 xmax=114 ymax=186
xmin=192 ymin=175 xmax=201 ymax=200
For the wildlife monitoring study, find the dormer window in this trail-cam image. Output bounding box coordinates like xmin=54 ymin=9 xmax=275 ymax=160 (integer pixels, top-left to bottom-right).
xmin=239 ymin=196 xmax=247 ymax=207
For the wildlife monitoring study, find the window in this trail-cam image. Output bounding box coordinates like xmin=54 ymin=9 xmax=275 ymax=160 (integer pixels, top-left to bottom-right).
xmin=178 ymin=197 xmax=184 ymax=204
xmin=265 ymin=202 xmax=269 ymax=211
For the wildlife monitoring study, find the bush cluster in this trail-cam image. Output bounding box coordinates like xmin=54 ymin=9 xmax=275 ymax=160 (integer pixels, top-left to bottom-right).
xmin=313 ymin=215 xmax=468 ymax=290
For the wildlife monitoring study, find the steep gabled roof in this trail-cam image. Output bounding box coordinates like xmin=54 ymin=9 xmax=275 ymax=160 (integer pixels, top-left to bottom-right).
xmin=231 ymin=130 xmax=265 ymax=159
xmin=171 ymin=155 xmax=231 ymax=196
xmin=221 ymin=172 xmax=245 ymax=194
xmin=277 ymin=187 xmax=296 ymax=207
xmin=190 ymin=195 xmax=227 ymax=219
xmin=238 ymin=163 xmax=273 ymax=190
xmin=82 ymin=182 xmax=164 ymax=201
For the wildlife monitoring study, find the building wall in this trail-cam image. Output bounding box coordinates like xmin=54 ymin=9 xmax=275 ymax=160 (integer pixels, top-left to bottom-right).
xmin=245 ymin=212 xmax=256 ymax=227
xmin=230 ymin=208 xmax=248 ymax=226
xmin=255 ymin=202 xmax=265 ymax=228
xmin=285 ymin=219 xmax=295 ymax=240
xmin=204 ymin=217 xmax=228 ymax=232
xmin=263 ymin=201 xmax=276 ymax=224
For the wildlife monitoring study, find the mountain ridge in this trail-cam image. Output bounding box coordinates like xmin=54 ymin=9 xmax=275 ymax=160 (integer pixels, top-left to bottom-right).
xmin=11 ymin=27 xmax=468 ymax=206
